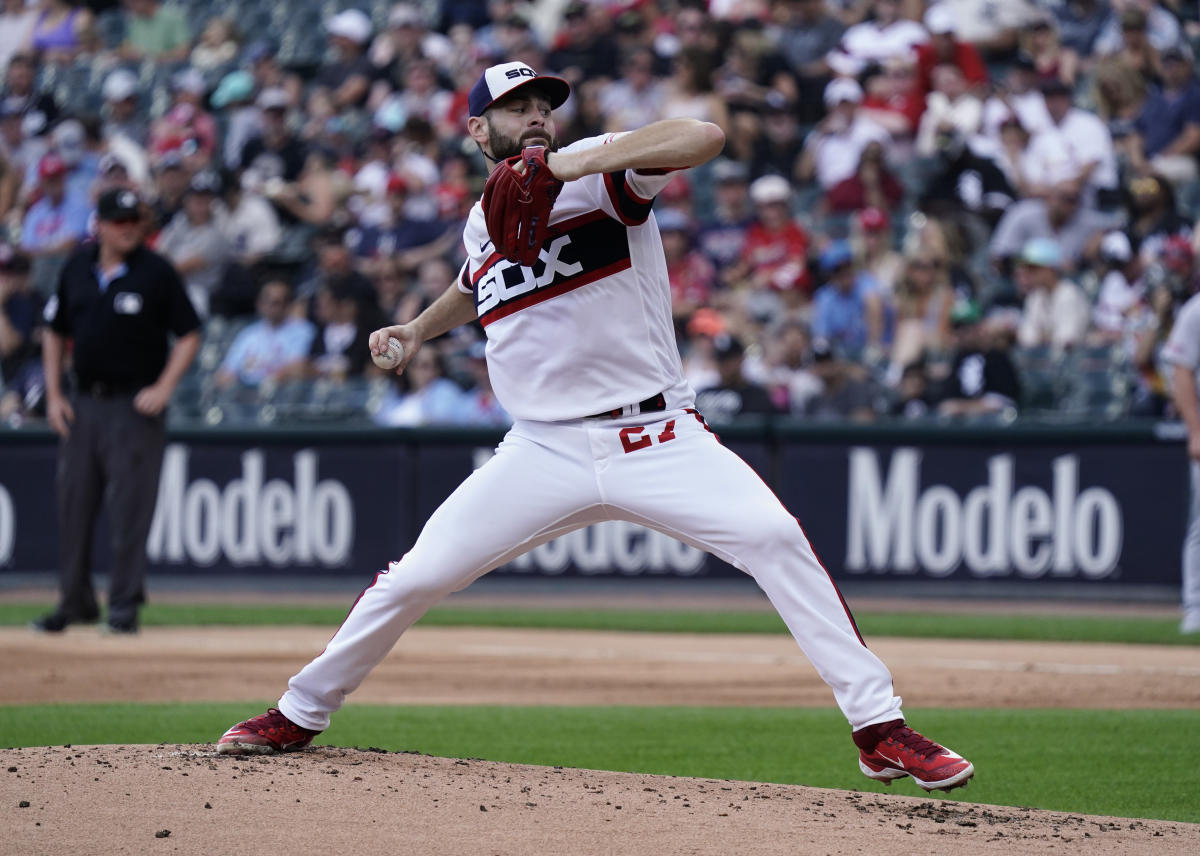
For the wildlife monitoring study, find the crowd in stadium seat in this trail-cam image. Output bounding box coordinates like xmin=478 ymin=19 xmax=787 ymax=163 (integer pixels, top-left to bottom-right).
xmin=2 ymin=0 xmax=1199 ymax=428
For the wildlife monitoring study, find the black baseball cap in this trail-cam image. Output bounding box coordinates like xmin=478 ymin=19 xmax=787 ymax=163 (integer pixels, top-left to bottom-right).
xmin=97 ymin=187 xmax=141 ymax=221
xmin=468 ymin=61 xmax=570 ymax=118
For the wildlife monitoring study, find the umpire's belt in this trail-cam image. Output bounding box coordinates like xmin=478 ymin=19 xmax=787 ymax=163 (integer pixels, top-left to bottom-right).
xmin=79 ymin=381 xmax=141 ymax=398
xmin=589 ymin=392 xmax=667 ymax=420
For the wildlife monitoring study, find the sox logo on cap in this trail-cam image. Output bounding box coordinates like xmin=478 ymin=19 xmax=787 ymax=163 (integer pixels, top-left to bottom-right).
xmin=468 ymin=61 xmax=571 ymax=117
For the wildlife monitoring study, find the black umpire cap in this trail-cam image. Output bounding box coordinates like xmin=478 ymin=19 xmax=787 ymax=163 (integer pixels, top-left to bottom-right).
xmin=97 ymin=188 xmax=142 ymax=221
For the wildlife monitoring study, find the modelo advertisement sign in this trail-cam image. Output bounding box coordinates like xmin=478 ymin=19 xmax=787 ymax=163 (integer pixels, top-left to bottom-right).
xmin=0 ymin=435 xmax=1186 ymax=586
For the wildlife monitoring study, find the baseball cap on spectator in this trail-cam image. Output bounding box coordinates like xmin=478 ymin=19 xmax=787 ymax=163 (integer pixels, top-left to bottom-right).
xmin=468 ymin=61 xmax=571 ymax=118
xmin=811 ymin=337 xmax=834 ymax=362
xmin=1019 ymin=237 xmax=1063 ymax=269
xmin=1099 ymin=230 xmax=1132 ymax=264
xmin=712 ymin=158 xmax=749 ymax=184
xmin=188 ymin=170 xmax=222 ymax=196
xmin=923 ymin=4 xmax=956 ymax=35
xmin=823 ymin=77 xmax=863 ymax=107
xmin=858 ymin=207 xmax=889 ymax=232
xmin=172 ymin=67 xmax=207 ymax=95
xmin=687 ymin=307 xmax=726 ymax=338
xmin=820 ymin=240 xmax=853 ymax=273
xmin=1162 ymin=43 xmax=1194 ymax=64
xmin=103 ymin=69 xmax=138 ymax=102
xmin=386 ymin=173 xmax=408 ymax=195
xmin=97 ymin=187 xmax=141 ymax=221
xmin=257 ymin=87 xmax=290 ymax=111
xmin=38 ymin=153 xmax=67 ymax=180
xmin=388 ymin=3 xmax=423 ymax=28
xmin=749 ymin=174 xmax=791 ymax=205
xmin=655 ymin=208 xmax=691 ymax=233
xmin=51 ymin=119 xmax=85 ymax=165
xmin=211 ymin=70 xmax=254 ymax=108
xmin=712 ymin=333 xmax=744 ymax=361
xmin=326 ymin=8 xmax=373 ymax=44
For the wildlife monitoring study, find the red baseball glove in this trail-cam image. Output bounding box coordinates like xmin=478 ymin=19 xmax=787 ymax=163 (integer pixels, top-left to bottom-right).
xmin=481 ymin=145 xmax=564 ymax=267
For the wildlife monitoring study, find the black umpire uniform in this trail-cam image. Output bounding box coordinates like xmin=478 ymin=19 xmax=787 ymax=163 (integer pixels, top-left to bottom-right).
xmin=33 ymin=188 xmax=201 ymax=634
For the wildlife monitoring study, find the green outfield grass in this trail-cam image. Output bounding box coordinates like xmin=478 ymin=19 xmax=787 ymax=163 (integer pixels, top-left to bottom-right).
xmin=1 ymin=703 xmax=1197 ymax=824
xmin=0 ymin=602 xmax=1196 ymax=645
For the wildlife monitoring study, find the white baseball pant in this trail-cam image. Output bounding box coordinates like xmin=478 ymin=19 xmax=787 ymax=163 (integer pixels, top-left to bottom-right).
xmin=278 ymin=409 xmax=904 ymax=731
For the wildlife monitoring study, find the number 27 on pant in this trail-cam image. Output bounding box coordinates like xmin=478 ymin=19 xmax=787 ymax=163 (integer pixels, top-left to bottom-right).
xmin=619 ymin=421 xmax=676 ymax=454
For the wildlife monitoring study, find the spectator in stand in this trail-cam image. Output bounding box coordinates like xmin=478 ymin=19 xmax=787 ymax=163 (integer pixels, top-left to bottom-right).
xmin=214 ymin=278 xmax=315 ymax=388
xmin=1125 ymin=172 xmax=1190 ymax=261
xmin=1015 ymin=237 xmax=1091 ymax=349
xmin=370 ymin=3 xmax=454 ymax=88
xmin=218 ymin=167 xmax=281 ymax=266
xmin=697 ymin=158 xmax=754 ymax=271
xmin=1093 ymin=1 xmax=1180 ymax=59
xmin=798 ymin=77 xmax=890 ymax=191
xmin=3 ymin=52 xmax=58 ymax=134
xmin=914 ymin=4 xmax=987 ymax=99
xmin=546 ymin=0 xmax=618 ymax=88
xmin=1020 ymin=14 xmax=1080 ymax=90
xmin=852 ymin=206 xmax=903 ymax=298
xmin=660 ymin=45 xmax=729 ymax=134
xmin=149 ymin=68 xmax=217 ymax=164
xmin=1049 ymin=0 xmax=1108 ymax=57
xmin=314 ymin=9 xmax=374 ymax=112
xmin=859 ymin=53 xmax=923 ymax=141
xmin=801 ymin=338 xmax=879 ymax=421
xmin=990 ymin=180 xmax=1121 ymax=273
xmin=0 ymin=99 xmax=45 ymax=202
xmin=725 ymin=174 xmax=812 ymax=301
xmin=934 ymin=299 xmax=1022 ymax=418
xmin=811 ymin=239 xmax=884 ymax=360
xmin=27 ymin=0 xmax=93 ymax=66
xmin=20 ymin=153 xmax=90 ymax=296
xmin=888 ymin=253 xmax=954 ymax=381
xmin=935 ymin=0 xmax=1042 ymax=61
xmin=1134 ymin=44 xmax=1200 ymax=185
xmin=918 ymin=126 xmax=1015 ymax=228
xmin=34 ymin=118 xmax=96 ymax=207
xmin=0 ymin=246 xmax=41 ymax=411
xmin=376 ymin=345 xmax=465 ymax=426
xmin=658 ymin=208 xmax=716 ymax=326
xmin=1092 ymin=230 xmax=1145 ymax=342
xmin=695 ymin=333 xmax=780 ymax=424
xmin=101 ymin=68 xmax=148 ymax=148
xmin=454 ymin=341 xmax=511 ymax=427
xmin=373 ymin=57 xmax=454 ymax=136
xmin=211 ymin=70 xmax=261 ymax=171
xmin=1028 ymin=75 xmax=1121 ymax=198
xmin=825 ymin=0 xmax=926 ymax=79
xmin=300 ymin=225 xmax=380 ymax=316
xmin=307 ymin=280 xmax=375 ymax=381
xmin=240 ymin=87 xmax=335 ymax=229
xmin=598 ymin=47 xmax=667 ymax=132
xmin=147 ymin=150 xmax=186 ymax=230
xmin=915 ymin=63 xmax=983 ymax=158
xmin=0 ymin=0 xmax=38 ymax=76
xmin=825 ymin=140 xmax=905 ymax=215
xmin=768 ymin=0 xmax=844 ymax=124
xmin=157 ymin=169 xmax=232 ymax=317
xmin=118 ymin=0 xmax=191 ymax=63
xmin=243 ymin=38 xmax=299 ymax=106
xmin=980 ymin=55 xmax=1052 ymax=145
xmin=715 ymin=24 xmax=799 ymax=119
xmin=189 ymin=16 xmax=238 ymax=73
xmin=747 ymin=101 xmax=806 ymax=181
xmin=346 ymin=173 xmax=452 ymax=278
xmin=744 ymin=317 xmax=823 ymax=413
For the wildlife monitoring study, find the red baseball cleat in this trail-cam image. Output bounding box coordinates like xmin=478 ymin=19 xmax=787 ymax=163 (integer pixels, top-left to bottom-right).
xmin=853 ymin=720 xmax=974 ymax=792
xmin=216 ymin=708 xmax=322 ymax=756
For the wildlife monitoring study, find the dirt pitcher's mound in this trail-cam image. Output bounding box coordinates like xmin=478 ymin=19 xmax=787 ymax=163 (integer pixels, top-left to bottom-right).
xmin=2 ymin=745 xmax=1196 ymax=855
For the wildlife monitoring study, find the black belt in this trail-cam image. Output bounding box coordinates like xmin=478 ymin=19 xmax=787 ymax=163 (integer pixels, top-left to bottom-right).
xmin=79 ymin=381 xmax=142 ymax=398
xmin=589 ymin=392 xmax=667 ymax=420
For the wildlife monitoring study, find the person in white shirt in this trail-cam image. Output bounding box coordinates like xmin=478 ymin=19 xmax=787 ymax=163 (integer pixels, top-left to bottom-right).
xmin=915 ymin=63 xmax=983 ymax=157
xmin=826 ymin=0 xmax=927 ymax=77
xmin=799 ymin=77 xmax=891 ymax=189
xmin=1025 ymin=79 xmax=1118 ymax=201
xmin=1015 ymin=237 xmax=1092 ymax=349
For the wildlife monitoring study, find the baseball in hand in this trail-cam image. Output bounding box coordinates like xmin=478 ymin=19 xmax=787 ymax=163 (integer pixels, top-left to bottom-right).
xmin=372 ymin=337 xmax=404 ymax=370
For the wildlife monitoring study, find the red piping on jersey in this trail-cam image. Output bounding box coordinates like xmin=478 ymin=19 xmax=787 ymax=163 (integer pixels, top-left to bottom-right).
xmin=480 ymin=256 xmax=633 ymax=326
xmin=621 ymin=174 xmax=654 ymax=206
xmin=318 ymin=566 xmax=391 ymax=654
xmin=603 ymin=171 xmax=653 ymax=226
xmin=471 ymin=251 xmax=505 ymax=284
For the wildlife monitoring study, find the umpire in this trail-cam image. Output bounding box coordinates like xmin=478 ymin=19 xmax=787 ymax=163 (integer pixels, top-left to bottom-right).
xmin=32 ymin=188 xmax=201 ymax=634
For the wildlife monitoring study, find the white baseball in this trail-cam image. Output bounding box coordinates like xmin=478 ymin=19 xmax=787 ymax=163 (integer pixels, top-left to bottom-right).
xmin=372 ymin=337 xmax=404 ymax=370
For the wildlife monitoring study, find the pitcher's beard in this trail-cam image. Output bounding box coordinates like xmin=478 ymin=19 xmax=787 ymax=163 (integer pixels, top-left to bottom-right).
xmin=488 ymin=125 xmax=556 ymax=161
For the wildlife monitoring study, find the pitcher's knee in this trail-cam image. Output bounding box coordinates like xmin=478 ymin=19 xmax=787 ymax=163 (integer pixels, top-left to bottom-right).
xmin=739 ymin=511 xmax=808 ymax=556
xmin=376 ymin=559 xmax=467 ymax=605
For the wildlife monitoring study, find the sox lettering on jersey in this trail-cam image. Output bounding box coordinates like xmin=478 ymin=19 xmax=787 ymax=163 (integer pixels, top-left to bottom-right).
xmin=473 ymin=212 xmax=631 ymax=325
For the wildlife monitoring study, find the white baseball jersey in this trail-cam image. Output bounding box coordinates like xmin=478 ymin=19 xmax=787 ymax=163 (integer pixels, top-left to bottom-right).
xmin=457 ymin=134 xmax=694 ymax=422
